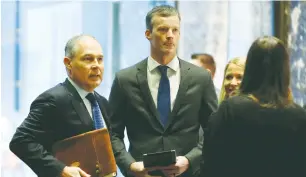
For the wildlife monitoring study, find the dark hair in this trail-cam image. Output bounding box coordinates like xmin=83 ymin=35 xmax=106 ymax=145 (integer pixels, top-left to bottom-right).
xmin=240 ymin=36 xmax=292 ymax=107
xmin=191 ymin=53 xmax=215 ymax=68
xmin=146 ymin=5 xmax=180 ymax=31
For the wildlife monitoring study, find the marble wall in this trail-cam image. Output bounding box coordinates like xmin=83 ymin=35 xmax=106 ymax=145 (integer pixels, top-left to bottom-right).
xmin=288 ymin=1 xmax=306 ymax=106
xmin=178 ymin=1 xmax=273 ymax=90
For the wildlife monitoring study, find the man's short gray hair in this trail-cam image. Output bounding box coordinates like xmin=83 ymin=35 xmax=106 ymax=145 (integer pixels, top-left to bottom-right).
xmin=145 ymin=5 xmax=181 ymax=31
xmin=64 ymin=34 xmax=96 ymax=59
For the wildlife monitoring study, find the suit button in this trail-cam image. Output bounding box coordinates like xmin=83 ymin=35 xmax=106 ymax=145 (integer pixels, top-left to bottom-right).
xmin=96 ymin=169 xmax=100 ymax=174
xmin=96 ymin=164 xmax=99 ymax=168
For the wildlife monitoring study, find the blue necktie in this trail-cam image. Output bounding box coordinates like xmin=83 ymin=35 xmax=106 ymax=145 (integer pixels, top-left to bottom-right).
xmin=86 ymin=93 xmax=105 ymax=129
xmin=157 ymin=65 xmax=170 ymax=127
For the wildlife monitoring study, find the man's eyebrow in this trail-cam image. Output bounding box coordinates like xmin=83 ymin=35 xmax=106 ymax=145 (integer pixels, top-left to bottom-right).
xmin=82 ymin=54 xmax=104 ymax=58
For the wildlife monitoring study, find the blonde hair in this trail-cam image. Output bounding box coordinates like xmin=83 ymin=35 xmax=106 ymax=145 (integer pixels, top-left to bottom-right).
xmin=219 ymin=57 xmax=246 ymax=104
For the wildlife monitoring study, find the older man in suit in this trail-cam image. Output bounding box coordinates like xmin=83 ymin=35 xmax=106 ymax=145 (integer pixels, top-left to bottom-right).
xmin=109 ymin=5 xmax=218 ymax=177
xmin=9 ymin=35 xmax=111 ymax=177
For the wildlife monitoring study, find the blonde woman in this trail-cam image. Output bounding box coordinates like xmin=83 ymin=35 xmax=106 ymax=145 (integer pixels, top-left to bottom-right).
xmin=218 ymin=57 xmax=246 ymax=103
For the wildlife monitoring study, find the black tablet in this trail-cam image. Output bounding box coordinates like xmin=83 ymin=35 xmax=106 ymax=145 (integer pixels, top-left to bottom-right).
xmin=143 ymin=150 xmax=176 ymax=168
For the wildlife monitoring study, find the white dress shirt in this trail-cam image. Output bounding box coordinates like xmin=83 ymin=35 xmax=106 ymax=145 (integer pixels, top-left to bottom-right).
xmin=147 ymin=56 xmax=181 ymax=110
xmin=67 ymin=77 xmax=107 ymax=128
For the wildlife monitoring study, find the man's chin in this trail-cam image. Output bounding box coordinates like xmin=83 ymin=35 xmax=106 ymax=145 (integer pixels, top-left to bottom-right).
xmin=162 ymin=49 xmax=176 ymax=55
xmin=89 ymin=81 xmax=102 ymax=89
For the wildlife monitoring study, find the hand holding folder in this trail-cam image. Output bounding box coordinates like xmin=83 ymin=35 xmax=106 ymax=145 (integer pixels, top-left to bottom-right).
xmin=52 ymin=128 xmax=117 ymax=177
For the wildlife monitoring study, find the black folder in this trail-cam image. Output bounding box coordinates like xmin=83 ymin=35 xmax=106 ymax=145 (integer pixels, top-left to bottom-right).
xmin=143 ymin=150 xmax=176 ymax=176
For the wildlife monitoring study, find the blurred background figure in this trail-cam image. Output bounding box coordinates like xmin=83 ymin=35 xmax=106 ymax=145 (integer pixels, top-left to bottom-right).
xmin=218 ymin=57 xmax=245 ymax=103
xmin=190 ymin=53 xmax=220 ymax=97
xmin=191 ymin=53 xmax=216 ymax=78
xmin=201 ymin=36 xmax=306 ymax=177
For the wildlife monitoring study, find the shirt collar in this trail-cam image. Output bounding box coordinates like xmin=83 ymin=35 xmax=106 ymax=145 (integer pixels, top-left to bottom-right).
xmin=147 ymin=56 xmax=179 ymax=72
xmin=67 ymin=77 xmax=92 ymax=100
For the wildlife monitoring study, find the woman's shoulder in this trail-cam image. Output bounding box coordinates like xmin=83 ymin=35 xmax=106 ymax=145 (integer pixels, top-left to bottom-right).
xmin=225 ymin=95 xmax=255 ymax=106
xmin=225 ymin=95 xmax=306 ymax=115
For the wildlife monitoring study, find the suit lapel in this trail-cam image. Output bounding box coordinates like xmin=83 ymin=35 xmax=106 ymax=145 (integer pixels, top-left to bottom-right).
xmin=136 ymin=59 xmax=164 ymax=129
xmin=96 ymin=95 xmax=107 ymax=119
xmin=165 ymin=60 xmax=191 ymax=130
xmin=64 ymin=79 xmax=93 ymax=127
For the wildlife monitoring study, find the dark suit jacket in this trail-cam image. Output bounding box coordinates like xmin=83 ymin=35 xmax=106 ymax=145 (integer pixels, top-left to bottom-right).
xmin=109 ymin=59 xmax=218 ymax=177
xmin=201 ymin=96 xmax=306 ymax=177
xmin=9 ymin=79 xmax=112 ymax=177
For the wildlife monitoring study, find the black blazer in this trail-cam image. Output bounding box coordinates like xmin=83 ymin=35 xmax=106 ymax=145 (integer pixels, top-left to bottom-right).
xmin=201 ymin=95 xmax=306 ymax=177
xmin=9 ymin=79 xmax=112 ymax=177
xmin=109 ymin=59 xmax=218 ymax=177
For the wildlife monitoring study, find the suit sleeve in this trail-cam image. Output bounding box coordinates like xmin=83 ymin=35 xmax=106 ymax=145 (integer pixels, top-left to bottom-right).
xmin=184 ymin=73 xmax=218 ymax=176
xmin=109 ymin=74 xmax=136 ymax=175
xmin=9 ymin=93 xmax=66 ymax=177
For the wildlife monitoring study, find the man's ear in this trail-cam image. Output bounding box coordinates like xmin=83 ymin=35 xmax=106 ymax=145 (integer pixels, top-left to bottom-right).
xmin=63 ymin=57 xmax=72 ymax=70
xmin=145 ymin=29 xmax=152 ymax=40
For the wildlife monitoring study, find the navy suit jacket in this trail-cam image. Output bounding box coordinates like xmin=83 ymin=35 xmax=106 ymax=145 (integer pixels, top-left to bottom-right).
xmin=109 ymin=59 xmax=218 ymax=177
xmin=9 ymin=79 xmax=112 ymax=177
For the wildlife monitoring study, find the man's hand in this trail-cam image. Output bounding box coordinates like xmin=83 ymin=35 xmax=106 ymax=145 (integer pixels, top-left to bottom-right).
xmin=61 ymin=166 xmax=91 ymax=177
xmin=129 ymin=161 xmax=148 ymax=177
xmin=129 ymin=161 xmax=163 ymax=177
xmin=159 ymin=156 xmax=189 ymax=177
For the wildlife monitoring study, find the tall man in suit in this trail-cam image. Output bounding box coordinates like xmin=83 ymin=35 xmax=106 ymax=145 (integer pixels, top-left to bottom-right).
xmin=9 ymin=35 xmax=111 ymax=177
xmin=109 ymin=5 xmax=218 ymax=177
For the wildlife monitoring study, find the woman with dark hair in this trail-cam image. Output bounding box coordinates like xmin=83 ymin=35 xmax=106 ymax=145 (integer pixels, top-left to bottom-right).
xmin=200 ymin=36 xmax=306 ymax=177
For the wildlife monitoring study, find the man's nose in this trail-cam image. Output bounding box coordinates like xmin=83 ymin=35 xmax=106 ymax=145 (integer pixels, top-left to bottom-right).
xmin=91 ymin=59 xmax=101 ymax=68
xmin=166 ymin=30 xmax=174 ymax=38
